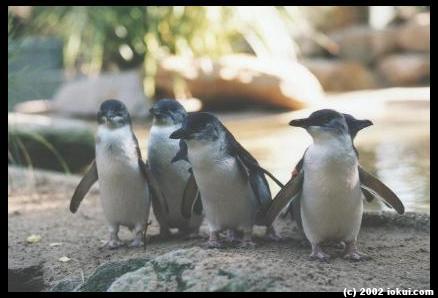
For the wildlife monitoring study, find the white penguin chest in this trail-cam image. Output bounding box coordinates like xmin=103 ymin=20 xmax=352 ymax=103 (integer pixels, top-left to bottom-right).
xmin=147 ymin=125 xmax=194 ymax=226
xmin=300 ymin=142 xmax=363 ymax=243
xmin=95 ymin=126 xmax=150 ymax=227
xmin=187 ymin=144 xmax=256 ymax=230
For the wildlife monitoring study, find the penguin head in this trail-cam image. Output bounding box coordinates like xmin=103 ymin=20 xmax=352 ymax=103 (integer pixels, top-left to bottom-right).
xmin=343 ymin=113 xmax=373 ymax=139
xmin=149 ymin=99 xmax=187 ymax=126
xmin=289 ymin=109 xmax=349 ymax=139
xmin=169 ymin=112 xmax=221 ymax=143
xmin=97 ymin=99 xmax=131 ymax=129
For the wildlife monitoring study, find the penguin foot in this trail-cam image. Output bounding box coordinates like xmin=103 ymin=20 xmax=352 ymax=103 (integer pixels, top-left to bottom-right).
xmin=263 ymin=227 xmax=282 ymax=242
xmin=309 ymin=252 xmax=330 ymax=262
xmin=309 ymin=244 xmax=330 ymax=262
xmin=129 ymin=238 xmax=144 ymax=248
xmin=342 ymin=241 xmax=370 ymax=261
xmin=205 ymin=240 xmax=226 ymax=249
xmin=238 ymin=240 xmax=256 ymax=248
xmin=343 ymin=251 xmax=370 ymax=262
xmin=226 ymin=229 xmax=242 ymax=244
xmin=107 ymin=239 xmax=125 ymax=249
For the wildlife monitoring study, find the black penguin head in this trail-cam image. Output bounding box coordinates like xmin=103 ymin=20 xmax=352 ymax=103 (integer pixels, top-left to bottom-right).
xmin=169 ymin=112 xmax=220 ymax=142
xmin=97 ymin=99 xmax=131 ymax=129
xmin=343 ymin=113 xmax=373 ymax=139
xmin=149 ymin=99 xmax=187 ymax=125
xmin=289 ymin=109 xmax=348 ymax=136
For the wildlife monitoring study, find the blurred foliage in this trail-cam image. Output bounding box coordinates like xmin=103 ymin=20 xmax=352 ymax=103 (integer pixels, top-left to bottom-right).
xmin=8 ymin=6 xmax=306 ymax=98
xmin=9 ymin=6 xmax=427 ymax=98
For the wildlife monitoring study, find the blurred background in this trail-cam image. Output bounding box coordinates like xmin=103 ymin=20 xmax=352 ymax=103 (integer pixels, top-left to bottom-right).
xmin=8 ymin=6 xmax=429 ymax=213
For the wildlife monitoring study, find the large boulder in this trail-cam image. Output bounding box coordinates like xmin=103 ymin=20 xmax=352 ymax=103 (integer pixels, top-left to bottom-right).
xmin=51 ymin=70 xmax=150 ymax=118
xmin=377 ymin=54 xmax=430 ymax=86
xmin=329 ymin=26 xmax=398 ymax=64
xmin=396 ymin=12 xmax=430 ymax=52
xmin=155 ymin=54 xmax=324 ymax=110
xmin=8 ymin=113 xmax=95 ymax=173
xmin=50 ymin=258 xmax=149 ymax=292
xmin=107 ymin=248 xmax=288 ymax=292
xmin=301 ymin=58 xmax=378 ymax=91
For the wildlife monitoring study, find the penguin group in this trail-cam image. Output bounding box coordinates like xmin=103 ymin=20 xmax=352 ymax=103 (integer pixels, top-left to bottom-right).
xmin=70 ymin=98 xmax=405 ymax=261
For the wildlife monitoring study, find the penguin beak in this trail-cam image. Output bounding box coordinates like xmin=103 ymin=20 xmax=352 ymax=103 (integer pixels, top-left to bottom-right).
xmin=169 ymin=128 xmax=188 ymax=139
xmin=358 ymin=119 xmax=373 ymax=130
xmin=289 ymin=118 xmax=312 ymax=128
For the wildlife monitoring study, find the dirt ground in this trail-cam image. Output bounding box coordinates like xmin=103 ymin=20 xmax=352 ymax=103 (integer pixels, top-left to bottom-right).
xmin=8 ymin=166 xmax=430 ymax=292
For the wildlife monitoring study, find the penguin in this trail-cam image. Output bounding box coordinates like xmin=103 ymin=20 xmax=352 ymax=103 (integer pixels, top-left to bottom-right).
xmin=284 ymin=113 xmax=376 ymax=231
xmin=70 ymin=99 xmax=165 ymax=249
xmin=263 ymin=109 xmax=404 ymax=261
xmin=147 ymin=99 xmax=203 ymax=237
xmin=169 ymin=112 xmax=283 ymax=248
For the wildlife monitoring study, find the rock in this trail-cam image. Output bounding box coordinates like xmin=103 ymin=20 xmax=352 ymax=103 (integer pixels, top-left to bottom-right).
xmin=362 ymin=211 xmax=430 ymax=232
xmin=301 ymin=58 xmax=377 ymax=91
xmin=377 ymin=54 xmax=430 ymax=86
xmin=50 ymin=278 xmax=82 ymax=292
xmin=329 ymin=25 xmax=398 ymax=64
xmin=396 ymin=12 xmax=430 ymax=52
xmin=306 ymin=6 xmax=369 ymax=33
xmin=52 ymin=70 xmax=150 ymax=118
xmin=8 ymin=113 xmax=95 ymax=173
xmin=108 ymin=247 xmax=288 ymax=292
xmin=77 ymin=258 xmax=149 ymax=292
xmin=156 ymin=54 xmax=324 ymax=110
xmin=8 ymin=262 xmax=45 ymax=292
xmin=52 ymin=258 xmax=149 ymax=292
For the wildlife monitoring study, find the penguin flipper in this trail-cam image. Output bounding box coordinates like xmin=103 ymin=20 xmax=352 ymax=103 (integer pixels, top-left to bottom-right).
xmin=263 ymin=170 xmax=304 ymax=227
xmin=361 ymin=186 xmax=392 ymax=208
xmin=181 ymin=173 xmax=201 ymax=219
xmin=361 ymin=186 xmax=376 ymax=202
xmin=70 ymin=160 xmax=98 ymax=213
xmin=358 ymin=165 xmax=405 ymax=214
xmin=235 ymin=155 xmax=271 ymax=213
xmin=142 ymin=160 xmax=170 ymax=225
xmin=171 ymin=139 xmax=189 ymax=163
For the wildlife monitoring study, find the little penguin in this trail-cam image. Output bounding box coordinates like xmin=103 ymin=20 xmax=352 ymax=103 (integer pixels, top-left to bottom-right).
xmin=263 ymin=109 xmax=404 ymax=261
xmin=169 ymin=112 xmax=283 ymax=248
xmin=285 ymin=113 xmax=376 ymax=230
xmin=147 ymin=99 xmax=203 ymax=237
xmin=70 ymin=99 xmax=165 ymax=249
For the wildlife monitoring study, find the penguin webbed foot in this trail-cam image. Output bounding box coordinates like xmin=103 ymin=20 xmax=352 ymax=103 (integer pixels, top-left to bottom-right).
xmin=129 ymin=238 xmax=144 ymax=248
xmin=238 ymin=229 xmax=256 ymax=248
xmin=309 ymin=244 xmax=330 ymax=262
xmin=238 ymin=240 xmax=256 ymax=248
xmin=343 ymin=251 xmax=370 ymax=262
xmin=226 ymin=229 xmax=242 ymax=244
xmin=342 ymin=241 xmax=370 ymax=261
xmin=263 ymin=226 xmax=282 ymax=242
xmin=202 ymin=231 xmax=225 ymax=249
xmin=107 ymin=239 xmax=126 ymax=250
xmin=205 ymin=240 xmax=226 ymax=249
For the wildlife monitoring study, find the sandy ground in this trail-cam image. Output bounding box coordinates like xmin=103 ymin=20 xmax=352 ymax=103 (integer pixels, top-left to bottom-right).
xmin=8 ymin=166 xmax=430 ymax=292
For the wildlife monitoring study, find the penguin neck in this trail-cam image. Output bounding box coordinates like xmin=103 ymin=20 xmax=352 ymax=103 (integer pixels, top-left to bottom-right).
xmin=311 ymin=131 xmax=353 ymax=150
xmin=150 ymin=122 xmax=181 ymax=138
xmin=186 ymin=135 xmax=228 ymax=167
